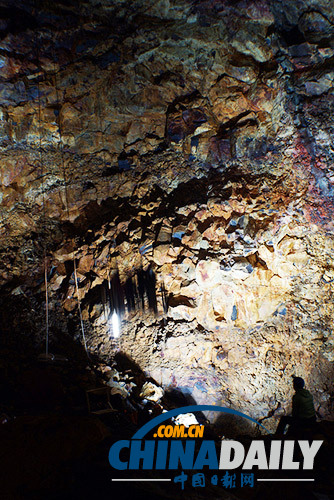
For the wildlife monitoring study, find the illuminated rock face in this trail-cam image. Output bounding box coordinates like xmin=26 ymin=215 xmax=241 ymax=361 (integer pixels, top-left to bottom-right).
xmin=1 ymin=0 xmax=334 ymax=429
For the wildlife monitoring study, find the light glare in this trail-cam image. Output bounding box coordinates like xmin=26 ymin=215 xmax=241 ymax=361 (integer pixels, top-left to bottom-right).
xmin=111 ymin=311 xmax=120 ymax=337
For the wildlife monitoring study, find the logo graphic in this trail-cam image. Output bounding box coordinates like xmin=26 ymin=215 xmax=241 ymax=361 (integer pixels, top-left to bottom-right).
xmin=109 ymin=405 xmax=323 ymax=490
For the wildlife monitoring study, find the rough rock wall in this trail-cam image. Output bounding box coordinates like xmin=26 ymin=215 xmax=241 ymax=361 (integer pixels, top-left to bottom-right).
xmin=1 ymin=0 xmax=334 ymax=429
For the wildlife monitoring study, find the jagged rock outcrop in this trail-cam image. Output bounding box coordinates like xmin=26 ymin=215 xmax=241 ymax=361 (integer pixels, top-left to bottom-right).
xmin=1 ymin=0 xmax=334 ymax=430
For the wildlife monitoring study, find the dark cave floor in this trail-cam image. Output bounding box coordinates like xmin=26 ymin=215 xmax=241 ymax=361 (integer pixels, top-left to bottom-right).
xmin=0 ymin=345 xmax=333 ymax=500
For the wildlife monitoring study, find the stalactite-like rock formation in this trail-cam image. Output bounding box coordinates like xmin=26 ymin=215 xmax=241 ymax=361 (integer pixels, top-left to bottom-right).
xmin=1 ymin=0 xmax=334 ymax=429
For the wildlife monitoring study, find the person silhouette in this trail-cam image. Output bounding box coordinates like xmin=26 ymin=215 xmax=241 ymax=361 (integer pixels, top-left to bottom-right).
xmin=275 ymin=376 xmax=316 ymax=435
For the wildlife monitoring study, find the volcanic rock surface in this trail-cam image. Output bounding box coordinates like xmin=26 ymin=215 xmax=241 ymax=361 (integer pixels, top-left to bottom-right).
xmin=1 ymin=0 xmax=334 ymax=430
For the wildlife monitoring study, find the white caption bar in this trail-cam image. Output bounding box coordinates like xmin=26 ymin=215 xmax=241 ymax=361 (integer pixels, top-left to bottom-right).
xmin=258 ymin=479 xmax=314 ymax=482
xmin=112 ymin=478 xmax=172 ymax=482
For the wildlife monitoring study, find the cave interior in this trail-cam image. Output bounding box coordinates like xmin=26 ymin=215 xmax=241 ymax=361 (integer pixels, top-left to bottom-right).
xmin=0 ymin=0 xmax=334 ymax=498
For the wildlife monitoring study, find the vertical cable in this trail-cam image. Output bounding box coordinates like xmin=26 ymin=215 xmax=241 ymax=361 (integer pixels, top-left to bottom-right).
xmin=36 ymin=35 xmax=50 ymax=357
xmin=52 ymin=40 xmax=89 ymax=358
xmin=74 ymin=260 xmax=89 ymax=356
xmin=44 ymin=262 xmax=49 ymax=355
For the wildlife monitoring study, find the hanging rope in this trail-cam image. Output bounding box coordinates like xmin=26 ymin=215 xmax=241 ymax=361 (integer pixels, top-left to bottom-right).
xmin=36 ymin=35 xmax=50 ymax=358
xmin=73 ymin=260 xmax=89 ymax=355
xmin=44 ymin=263 xmax=49 ymax=355
xmin=52 ymin=40 xmax=89 ymax=358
